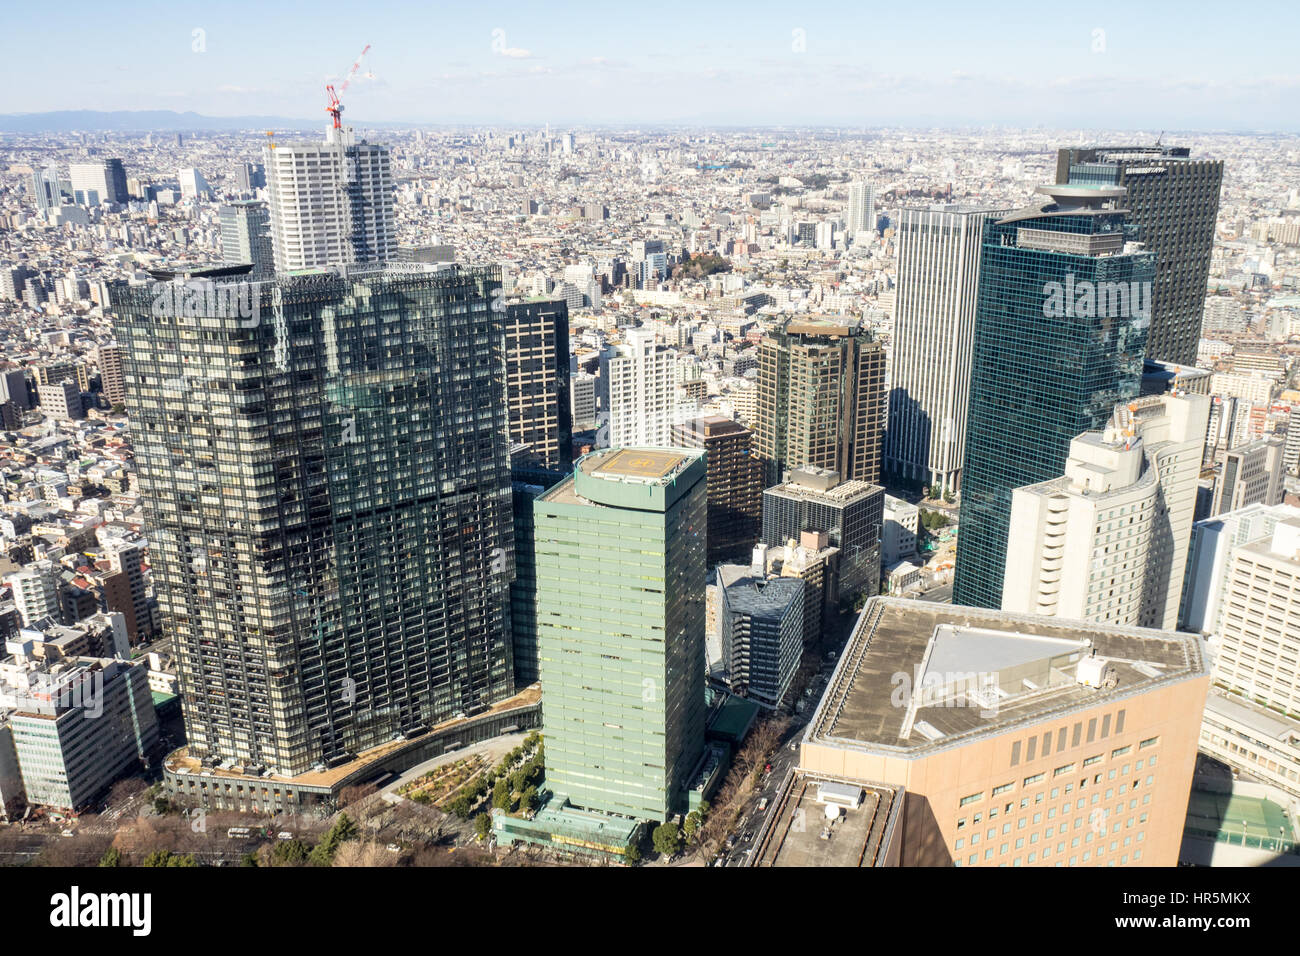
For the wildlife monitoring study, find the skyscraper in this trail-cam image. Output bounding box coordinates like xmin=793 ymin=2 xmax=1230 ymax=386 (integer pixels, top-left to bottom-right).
xmin=846 ymin=181 xmax=875 ymax=238
xmin=219 ymin=201 xmax=275 ymax=278
xmin=671 ymin=415 xmax=763 ymax=567
xmin=755 ymin=318 xmax=886 ymax=487
xmin=30 ymin=165 xmax=62 ymax=212
xmin=953 ymin=185 xmax=1153 ymax=610
xmin=1002 ymin=391 xmax=1209 ymax=630
xmin=886 ymin=206 xmax=1006 ymax=494
xmin=110 ymin=264 xmax=516 ymax=777
xmin=69 ymin=160 xmax=128 ymax=206
xmin=503 ymin=299 xmax=572 ymax=470
xmin=533 ymin=447 xmax=707 ymax=821
xmin=265 ymin=126 xmax=396 ymax=273
xmin=1057 ymin=145 xmax=1223 ymax=367
xmin=178 ymin=167 xmax=212 ymax=200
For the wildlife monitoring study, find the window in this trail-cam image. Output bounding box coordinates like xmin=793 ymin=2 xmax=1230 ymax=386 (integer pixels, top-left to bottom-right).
xmin=1024 ymin=773 xmax=1045 ymax=786
xmin=959 ymin=792 xmax=983 ymax=806
xmin=1054 ymin=763 xmax=1076 ymax=777
xmin=1139 ymin=736 xmax=1159 ymax=749
xmin=992 ymin=782 xmax=1014 ymax=796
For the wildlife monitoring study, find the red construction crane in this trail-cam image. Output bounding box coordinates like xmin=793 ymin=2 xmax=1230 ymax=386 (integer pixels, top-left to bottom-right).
xmin=325 ymin=44 xmax=371 ymax=129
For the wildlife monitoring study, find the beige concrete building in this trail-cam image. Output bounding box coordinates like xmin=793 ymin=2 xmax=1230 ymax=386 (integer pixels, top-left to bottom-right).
xmin=798 ymin=598 xmax=1209 ymax=867
xmin=1003 ymin=392 xmax=1209 ymax=631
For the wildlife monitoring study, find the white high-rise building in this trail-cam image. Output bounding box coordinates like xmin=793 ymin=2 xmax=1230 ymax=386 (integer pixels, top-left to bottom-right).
xmin=6 ymin=561 xmax=61 ymax=627
xmin=1180 ymin=501 xmax=1300 ymax=634
xmin=178 ymin=167 xmax=211 ymax=200
xmin=607 ymin=328 xmax=678 ymax=447
xmin=846 ymin=181 xmax=875 ymax=239
xmin=1213 ymin=520 xmax=1300 ymax=717
xmin=884 ymin=206 xmax=1005 ymax=494
xmin=264 ymin=126 xmax=396 ymax=273
xmin=1003 ymin=391 xmax=1210 ymax=631
xmin=1183 ymin=507 xmax=1300 ymax=799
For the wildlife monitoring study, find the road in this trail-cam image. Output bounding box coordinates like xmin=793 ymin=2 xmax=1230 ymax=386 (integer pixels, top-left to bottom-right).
xmin=920 ymin=583 xmax=952 ymax=604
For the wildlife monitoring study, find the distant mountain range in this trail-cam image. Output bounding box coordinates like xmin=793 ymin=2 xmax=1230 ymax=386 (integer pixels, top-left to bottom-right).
xmin=0 ymin=110 xmax=413 ymax=132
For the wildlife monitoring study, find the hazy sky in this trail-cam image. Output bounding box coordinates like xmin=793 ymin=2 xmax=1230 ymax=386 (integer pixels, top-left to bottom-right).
xmin=6 ymin=0 xmax=1299 ymax=129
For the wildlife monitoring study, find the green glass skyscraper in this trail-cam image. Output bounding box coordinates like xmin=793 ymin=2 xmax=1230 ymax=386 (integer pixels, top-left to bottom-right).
xmin=110 ymin=264 xmax=516 ymax=777
xmin=953 ymin=186 xmax=1153 ymax=610
xmin=533 ymin=447 xmax=707 ymax=822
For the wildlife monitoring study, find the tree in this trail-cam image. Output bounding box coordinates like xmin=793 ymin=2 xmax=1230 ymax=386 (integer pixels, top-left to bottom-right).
xmin=623 ymin=841 xmax=641 ymax=865
xmin=519 ymin=785 xmax=537 ymax=813
xmin=474 ymin=814 xmax=493 ymax=841
xmin=492 ymin=778 xmax=512 ymax=812
xmin=652 ymin=822 xmax=681 ymax=858
xmin=98 ymin=847 xmax=123 ymax=867
xmin=683 ymin=811 xmax=701 ymax=840
xmin=268 ymin=838 xmax=311 ymax=866
xmin=308 ymin=813 xmax=359 ymax=866
xmin=142 ymin=849 xmax=197 ymax=867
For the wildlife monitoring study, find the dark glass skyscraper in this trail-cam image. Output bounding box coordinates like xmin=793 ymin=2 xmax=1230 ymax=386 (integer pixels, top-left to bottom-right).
xmin=503 ymin=298 xmax=571 ymax=470
xmin=1056 ymin=146 xmax=1223 ymax=367
xmin=953 ymin=186 xmax=1153 ymax=610
xmin=110 ymin=264 xmax=516 ymax=776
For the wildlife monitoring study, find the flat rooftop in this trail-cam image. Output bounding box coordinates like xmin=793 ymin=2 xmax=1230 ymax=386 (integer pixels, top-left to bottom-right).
xmin=753 ymin=773 xmax=901 ymax=867
xmin=590 ymin=448 xmax=690 ymax=482
xmin=807 ymin=598 xmax=1205 ymax=757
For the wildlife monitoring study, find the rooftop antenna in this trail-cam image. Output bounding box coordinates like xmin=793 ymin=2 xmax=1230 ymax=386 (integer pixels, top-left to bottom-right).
xmin=1155 ymin=130 xmax=1164 ymax=147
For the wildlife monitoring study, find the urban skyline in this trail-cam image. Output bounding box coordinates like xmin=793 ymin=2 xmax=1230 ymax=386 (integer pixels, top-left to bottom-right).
xmin=2 ymin=4 xmax=1299 ymax=898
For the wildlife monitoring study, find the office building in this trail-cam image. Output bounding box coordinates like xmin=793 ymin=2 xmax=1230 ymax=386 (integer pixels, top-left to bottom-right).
xmin=882 ymin=495 xmax=919 ymax=565
xmin=954 ymin=185 xmax=1153 ymax=610
xmin=533 ymin=447 xmax=707 ymax=822
xmin=716 ymin=568 xmax=804 ymax=708
xmin=264 ymin=126 xmax=396 ymax=273
xmin=762 ymin=466 xmax=883 ymax=605
xmin=219 ymin=201 xmax=275 ymax=278
xmin=756 ymin=318 xmax=886 ymax=486
xmin=110 ymin=264 xmax=515 ymax=778
xmin=571 ymin=371 xmax=597 ymax=428
xmin=1057 ymin=145 xmax=1223 ymax=367
xmin=37 ymin=381 xmax=83 ymax=421
xmin=68 ymin=160 xmax=128 ymax=206
xmin=672 ymin=415 xmax=763 ymax=566
xmin=1 ymin=651 xmax=159 ymax=811
xmin=178 ymin=167 xmax=211 ymax=200
xmin=234 ymin=161 xmax=266 ymax=192
xmin=886 ymin=206 xmax=1005 ymax=494
xmin=1003 ymin=392 xmax=1209 ymax=631
xmin=98 ymin=344 xmax=126 ymax=408
xmin=0 ymin=370 xmax=29 ymax=410
xmin=608 ymin=327 xmax=680 ymax=448
xmin=30 ymin=165 xmax=63 ymax=212
xmin=504 ymin=299 xmax=572 ymax=470
xmin=798 ymin=598 xmax=1209 ymax=866
xmin=1211 ymin=438 xmax=1284 ymax=515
